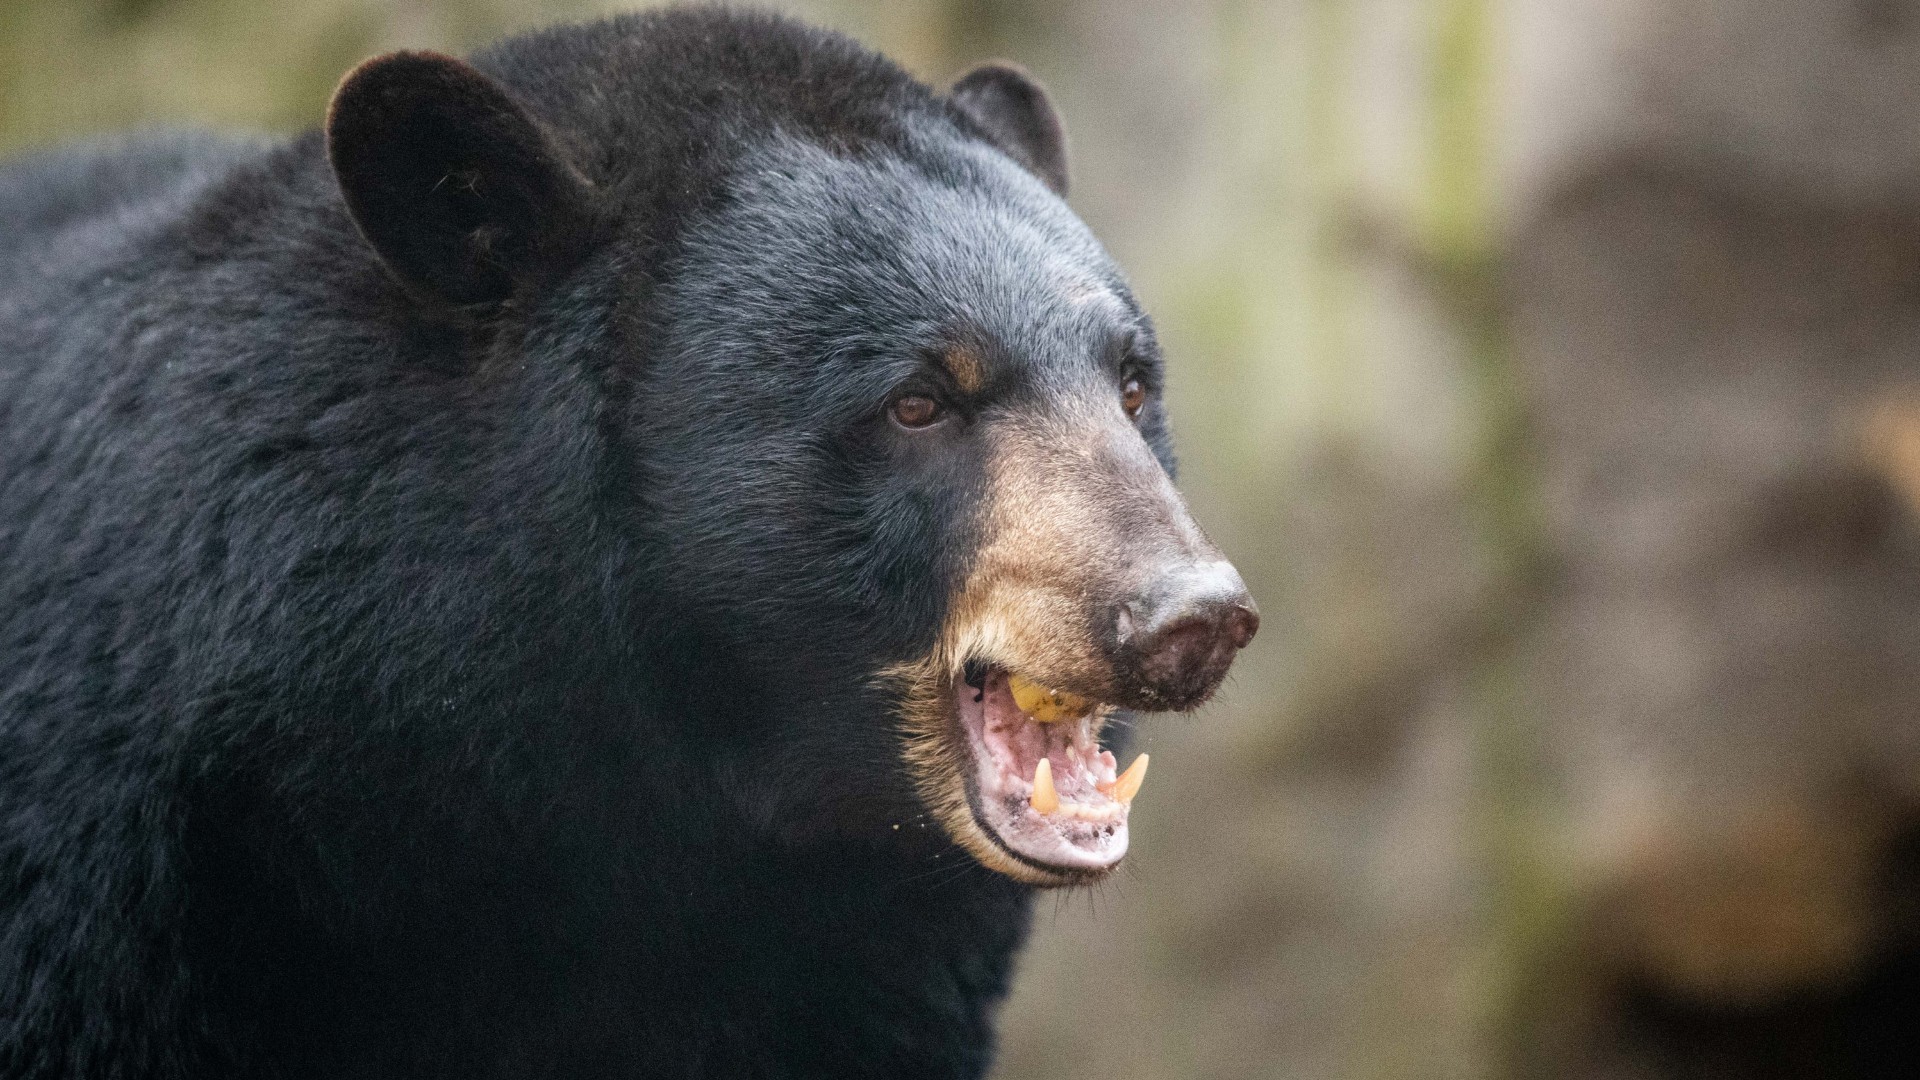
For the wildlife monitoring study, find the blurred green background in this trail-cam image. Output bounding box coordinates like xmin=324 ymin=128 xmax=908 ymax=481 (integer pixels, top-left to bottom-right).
xmin=10 ymin=1 xmax=1920 ymax=1077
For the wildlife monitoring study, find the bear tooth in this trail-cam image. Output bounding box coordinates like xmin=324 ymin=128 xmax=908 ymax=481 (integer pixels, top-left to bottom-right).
xmin=1110 ymin=754 xmax=1149 ymax=804
xmin=1030 ymin=757 xmax=1059 ymax=815
xmin=1007 ymin=673 xmax=1093 ymax=724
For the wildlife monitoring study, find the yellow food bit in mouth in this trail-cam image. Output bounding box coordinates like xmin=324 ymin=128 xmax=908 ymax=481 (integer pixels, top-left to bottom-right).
xmin=1007 ymin=673 xmax=1095 ymax=723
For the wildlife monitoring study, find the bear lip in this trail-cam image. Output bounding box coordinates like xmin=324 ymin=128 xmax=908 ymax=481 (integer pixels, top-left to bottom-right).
xmin=954 ymin=669 xmax=1130 ymax=876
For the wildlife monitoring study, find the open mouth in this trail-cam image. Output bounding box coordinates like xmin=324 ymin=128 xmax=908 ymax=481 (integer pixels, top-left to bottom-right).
xmin=952 ymin=666 xmax=1147 ymax=878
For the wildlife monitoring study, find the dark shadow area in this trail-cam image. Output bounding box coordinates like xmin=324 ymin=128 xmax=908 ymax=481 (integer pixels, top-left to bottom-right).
xmin=1618 ymin=825 xmax=1920 ymax=1080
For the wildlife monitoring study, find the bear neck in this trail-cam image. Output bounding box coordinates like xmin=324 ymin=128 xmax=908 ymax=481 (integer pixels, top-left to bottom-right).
xmin=195 ymin=756 xmax=1038 ymax=1077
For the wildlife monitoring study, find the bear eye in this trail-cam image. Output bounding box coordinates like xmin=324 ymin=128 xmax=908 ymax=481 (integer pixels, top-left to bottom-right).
xmin=1121 ymin=377 xmax=1147 ymax=421
xmin=890 ymin=395 xmax=945 ymax=429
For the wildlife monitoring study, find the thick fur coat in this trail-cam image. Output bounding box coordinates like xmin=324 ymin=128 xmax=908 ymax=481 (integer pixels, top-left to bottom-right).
xmin=0 ymin=9 xmax=1249 ymax=1078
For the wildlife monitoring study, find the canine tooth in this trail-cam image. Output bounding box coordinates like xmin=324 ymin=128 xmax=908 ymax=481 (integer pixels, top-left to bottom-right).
xmin=1110 ymin=754 xmax=1149 ymax=804
xmin=1008 ymin=674 xmax=1094 ymax=724
xmin=1030 ymin=758 xmax=1060 ymax=814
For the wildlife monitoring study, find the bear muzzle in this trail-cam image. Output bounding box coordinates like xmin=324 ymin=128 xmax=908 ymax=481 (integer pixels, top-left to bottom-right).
xmin=1107 ymin=556 xmax=1260 ymax=712
xmin=891 ymin=412 xmax=1260 ymax=885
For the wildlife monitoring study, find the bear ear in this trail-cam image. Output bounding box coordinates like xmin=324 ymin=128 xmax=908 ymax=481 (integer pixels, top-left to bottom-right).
xmin=949 ymin=62 xmax=1070 ymax=197
xmin=326 ymin=51 xmax=594 ymax=307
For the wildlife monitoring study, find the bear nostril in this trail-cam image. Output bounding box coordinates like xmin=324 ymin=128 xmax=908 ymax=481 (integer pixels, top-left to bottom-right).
xmin=1225 ymin=602 xmax=1259 ymax=650
xmin=1125 ymin=587 xmax=1259 ymax=709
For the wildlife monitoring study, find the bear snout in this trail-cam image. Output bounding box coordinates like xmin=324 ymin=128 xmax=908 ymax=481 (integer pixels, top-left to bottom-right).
xmin=1110 ymin=558 xmax=1259 ymax=711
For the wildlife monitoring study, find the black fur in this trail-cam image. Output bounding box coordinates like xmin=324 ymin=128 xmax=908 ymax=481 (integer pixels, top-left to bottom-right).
xmin=0 ymin=9 xmax=1163 ymax=1078
xmin=326 ymin=51 xmax=597 ymax=305
xmin=949 ymin=63 xmax=1070 ymax=197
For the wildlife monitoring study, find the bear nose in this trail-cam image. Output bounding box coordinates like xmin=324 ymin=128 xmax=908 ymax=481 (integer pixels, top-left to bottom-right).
xmin=1117 ymin=561 xmax=1259 ymax=710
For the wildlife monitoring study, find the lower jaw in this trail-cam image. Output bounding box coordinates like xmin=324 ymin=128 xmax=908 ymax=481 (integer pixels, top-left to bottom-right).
xmin=972 ymin=810 xmax=1129 ymax=884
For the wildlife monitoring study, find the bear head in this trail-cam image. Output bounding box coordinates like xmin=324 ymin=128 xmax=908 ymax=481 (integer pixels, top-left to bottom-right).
xmin=323 ymin=18 xmax=1256 ymax=887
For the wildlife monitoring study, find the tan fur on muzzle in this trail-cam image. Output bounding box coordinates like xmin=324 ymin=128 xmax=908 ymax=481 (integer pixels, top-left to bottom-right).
xmin=883 ymin=408 xmax=1223 ymax=883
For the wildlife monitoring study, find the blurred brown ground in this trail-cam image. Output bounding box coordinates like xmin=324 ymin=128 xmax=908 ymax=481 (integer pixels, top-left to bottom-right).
xmin=8 ymin=1 xmax=1920 ymax=1076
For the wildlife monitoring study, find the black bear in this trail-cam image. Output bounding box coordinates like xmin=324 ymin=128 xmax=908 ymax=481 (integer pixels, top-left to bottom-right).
xmin=0 ymin=8 xmax=1255 ymax=1078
